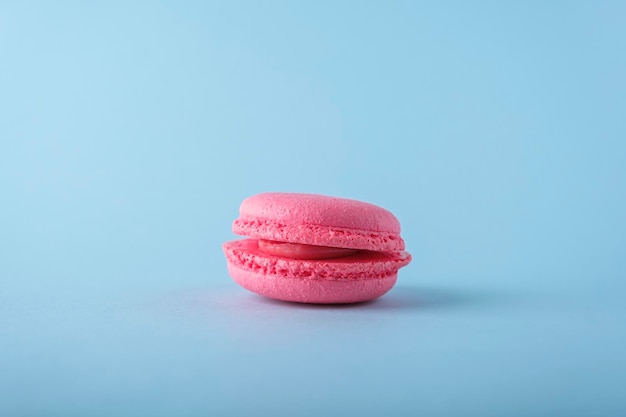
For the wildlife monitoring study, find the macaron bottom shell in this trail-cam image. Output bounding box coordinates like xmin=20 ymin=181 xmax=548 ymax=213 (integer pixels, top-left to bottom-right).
xmin=227 ymin=262 xmax=398 ymax=304
xmin=223 ymin=239 xmax=409 ymax=304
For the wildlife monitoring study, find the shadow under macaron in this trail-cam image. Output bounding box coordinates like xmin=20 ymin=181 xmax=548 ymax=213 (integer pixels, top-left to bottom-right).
xmin=254 ymin=284 xmax=494 ymax=312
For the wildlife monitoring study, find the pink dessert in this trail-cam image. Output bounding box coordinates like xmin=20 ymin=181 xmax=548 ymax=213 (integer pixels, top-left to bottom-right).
xmin=222 ymin=192 xmax=411 ymax=304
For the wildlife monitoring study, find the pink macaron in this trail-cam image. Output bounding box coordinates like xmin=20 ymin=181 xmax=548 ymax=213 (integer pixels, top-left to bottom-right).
xmin=222 ymin=193 xmax=411 ymax=304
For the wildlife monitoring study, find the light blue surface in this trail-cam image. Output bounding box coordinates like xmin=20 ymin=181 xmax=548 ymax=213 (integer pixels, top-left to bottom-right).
xmin=1 ymin=1 xmax=625 ymax=416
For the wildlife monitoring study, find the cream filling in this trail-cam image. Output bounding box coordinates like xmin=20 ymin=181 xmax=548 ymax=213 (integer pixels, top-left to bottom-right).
xmin=257 ymin=239 xmax=360 ymax=260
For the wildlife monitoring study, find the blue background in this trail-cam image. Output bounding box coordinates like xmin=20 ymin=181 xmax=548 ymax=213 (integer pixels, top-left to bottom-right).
xmin=1 ymin=1 xmax=625 ymax=416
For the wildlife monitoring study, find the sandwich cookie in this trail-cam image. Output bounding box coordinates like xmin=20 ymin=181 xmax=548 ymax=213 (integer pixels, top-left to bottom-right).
xmin=223 ymin=193 xmax=411 ymax=304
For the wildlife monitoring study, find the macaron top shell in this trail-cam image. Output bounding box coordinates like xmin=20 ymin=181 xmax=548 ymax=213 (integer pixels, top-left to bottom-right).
xmin=233 ymin=192 xmax=405 ymax=252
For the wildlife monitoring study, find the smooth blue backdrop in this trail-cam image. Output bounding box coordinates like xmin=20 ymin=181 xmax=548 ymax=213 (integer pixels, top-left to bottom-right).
xmin=1 ymin=1 xmax=625 ymax=416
